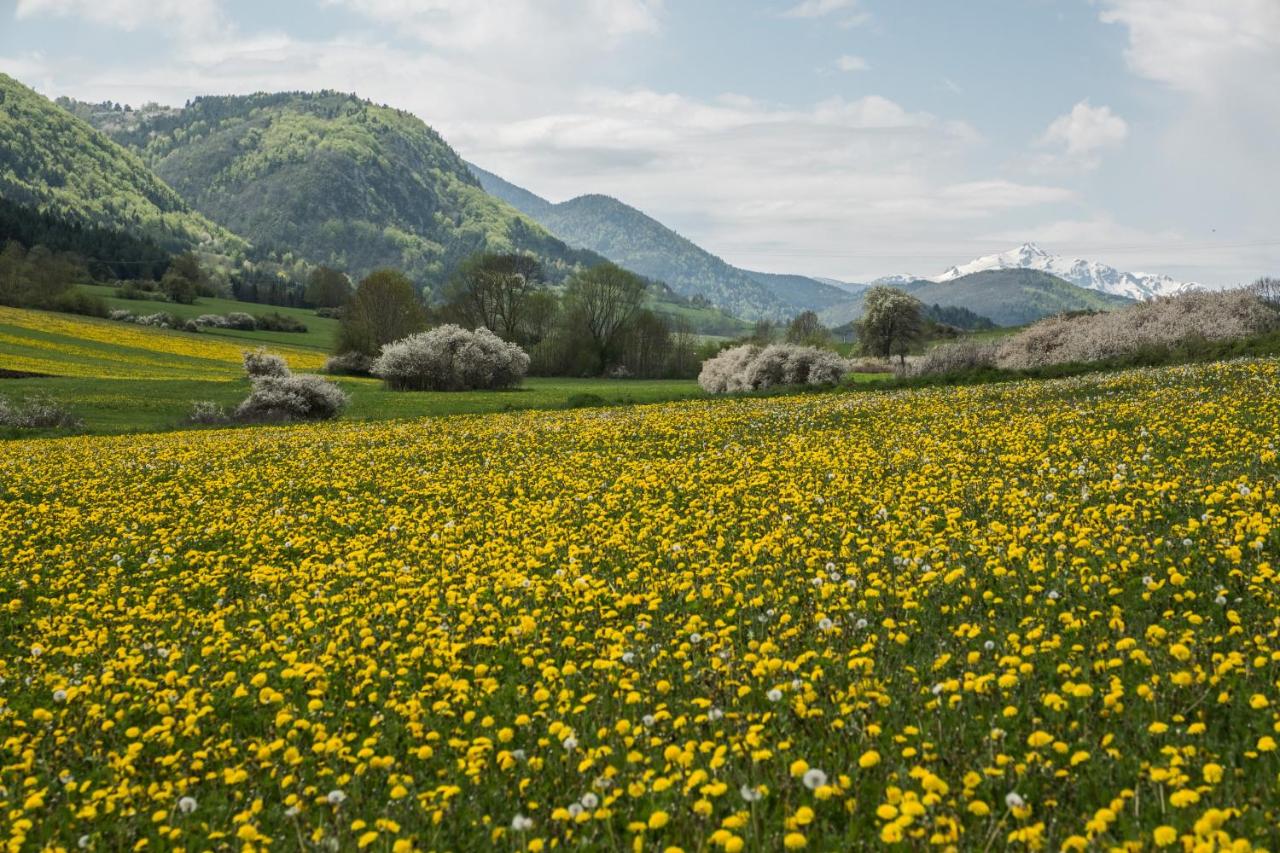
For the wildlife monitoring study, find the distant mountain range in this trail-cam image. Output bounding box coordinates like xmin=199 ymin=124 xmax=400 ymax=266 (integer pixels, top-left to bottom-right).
xmin=1 ymin=70 xmax=1189 ymax=330
xmin=468 ymin=163 xmax=848 ymax=320
xmin=913 ymin=242 xmax=1200 ymax=300
xmin=820 ymin=268 xmax=1133 ymax=328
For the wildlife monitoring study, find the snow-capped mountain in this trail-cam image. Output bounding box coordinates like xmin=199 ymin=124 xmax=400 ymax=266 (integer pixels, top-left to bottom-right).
xmin=868 ymin=274 xmax=920 ymax=287
xmin=933 ymin=243 xmax=1200 ymax=300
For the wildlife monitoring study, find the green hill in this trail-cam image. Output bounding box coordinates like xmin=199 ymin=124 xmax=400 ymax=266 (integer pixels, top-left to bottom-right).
xmin=0 ymin=73 xmax=241 ymax=253
xmin=469 ymin=163 xmax=846 ymax=320
xmin=821 ymin=269 xmax=1134 ymax=327
xmin=92 ymin=91 xmax=602 ymax=289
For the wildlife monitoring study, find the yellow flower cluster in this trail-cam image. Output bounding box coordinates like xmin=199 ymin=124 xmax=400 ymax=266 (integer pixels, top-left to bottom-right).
xmin=2 ymin=358 xmax=1278 ymax=851
xmin=0 ymin=305 xmax=325 ymax=379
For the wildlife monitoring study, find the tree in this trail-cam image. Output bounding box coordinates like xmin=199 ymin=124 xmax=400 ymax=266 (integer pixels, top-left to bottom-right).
xmin=621 ymin=309 xmax=674 ymax=378
xmin=160 ymin=269 xmax=198 ymax=304
xmin=336 ymin=269 xmax=429 ymax=355
xmin=167 ymin=251 xmax=213 ymax=298
xmin=749 ymin=319 xmax=776 ymax=345
xmin=858 ymin=286 xmax=925 ymax=364
xmin=785 ymin=310 xmax=831 ymax=347
xmin=306 ymin=266 xmax=353 ymax=308
xmin=444 ymin=253 xmax=545 ymax=344
xmin=562 ymin=263 xmax=648 ymax=374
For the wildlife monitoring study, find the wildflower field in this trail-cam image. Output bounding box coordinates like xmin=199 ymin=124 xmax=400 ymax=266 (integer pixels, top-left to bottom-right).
xmin=2 ymin=358 xmax=1279 ymax=852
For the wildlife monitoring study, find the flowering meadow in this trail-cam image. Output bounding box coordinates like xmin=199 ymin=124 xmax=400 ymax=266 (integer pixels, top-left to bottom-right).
xmin=0 ymin=306 xmax=326 ymax=379
xmin=2 ymin=358 xmax=1279 ymax=851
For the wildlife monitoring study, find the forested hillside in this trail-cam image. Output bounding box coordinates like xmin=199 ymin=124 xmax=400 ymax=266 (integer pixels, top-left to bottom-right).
xmin=470 ymin=163 xmax=848 ymax=319
xmin=95 ymin=92 xmax=603 ymax=290
xmin=0 ymin=73 xmax=240 ymax=253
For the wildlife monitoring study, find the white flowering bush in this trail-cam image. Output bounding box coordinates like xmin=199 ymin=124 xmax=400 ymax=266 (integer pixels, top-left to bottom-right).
xmin=234 ymin=374 xmax=348 ymax=422
xmin=698 ymin=343 xmax=849 ymax=394
xmin=325 ymin=351 xmax=375 ymax=376
xmin=908 ymin=340 xmax=1000 ymax=377
xmin=242 ymin=348 xmax=291 ymax=378
xmin=371 ymin=325 xmax=530 ymax=391
xmin=0 ymin=395 xmax=81 ymax=429
xmin=187 ymin=401 xmax=230 ymax=425
xmin=998 ymin=289 xmax=1280 ymax=370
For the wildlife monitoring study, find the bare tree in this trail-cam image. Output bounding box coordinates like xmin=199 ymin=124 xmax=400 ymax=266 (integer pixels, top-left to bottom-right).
xmin=563 ymin=263 xmax=648 ymax=374
xmin=445 ymin=253 xmax=544 ymax=343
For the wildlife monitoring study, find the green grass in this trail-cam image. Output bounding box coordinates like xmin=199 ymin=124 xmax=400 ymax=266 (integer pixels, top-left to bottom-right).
xmin=80 ymin=284 xmax=340 ymax=349
xmin=0 ymin=375 xmax=707 ymax=437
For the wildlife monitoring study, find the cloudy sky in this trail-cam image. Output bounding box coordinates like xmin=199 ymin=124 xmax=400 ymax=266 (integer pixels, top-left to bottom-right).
xmin=4 ymin=0 xmax=1278 ymax=285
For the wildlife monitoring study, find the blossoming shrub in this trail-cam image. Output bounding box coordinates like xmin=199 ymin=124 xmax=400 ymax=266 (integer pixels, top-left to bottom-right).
xmin=371 ymin=325 xmax=530 ymax=391
xmin=325 ymin=350 xmax=375 ymax=376
xmin=0 ymin=394 xmax=80 ymax=429
xmin=234 ymin=374 xmax=348 ymax=422
xmin=242 ymin=348 xmax=291 ymax=378
xmin=908 ymin=339 xmax=1000 ymax=376
xmin=997 ymin=289 xmax=1280 ymax=370
xmin=699 ymin=343 xmax=849 ymax=393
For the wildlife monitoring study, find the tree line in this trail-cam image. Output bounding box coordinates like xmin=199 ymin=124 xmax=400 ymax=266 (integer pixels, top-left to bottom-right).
xmin=333 ymin=254 xmax=706 ymax=379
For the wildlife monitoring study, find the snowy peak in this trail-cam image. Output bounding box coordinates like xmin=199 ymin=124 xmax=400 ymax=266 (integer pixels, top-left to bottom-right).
xmin=933 ymin=244 xmax=1199 ymax=300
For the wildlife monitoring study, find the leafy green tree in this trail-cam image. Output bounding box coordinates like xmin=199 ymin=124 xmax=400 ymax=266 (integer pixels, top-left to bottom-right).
xmin=305 ymin=266 xmax=353 ymax=308
xmin=785 ymin=310 xmax=831 ymax=347
xmin=562 ymin=263 xmax=648 ymax=374
xmin=160 ymin=269 xmax=198 ymax=304
xmin=336 ymin=269 xmax=429 ymax=355
xmin=858 ymin=286 xmax=925 ymax=364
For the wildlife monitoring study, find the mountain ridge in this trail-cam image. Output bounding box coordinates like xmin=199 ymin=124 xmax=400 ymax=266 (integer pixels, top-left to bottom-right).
xmin=468 ymin=162 xmax=848 ymax=320
xmin=77 ymin=90 xmax=604 ymax=289
xmin=0 ymin=73 xmax=243 ymax=254
xmin=933 ymin=242 xmax=1200 ymax=299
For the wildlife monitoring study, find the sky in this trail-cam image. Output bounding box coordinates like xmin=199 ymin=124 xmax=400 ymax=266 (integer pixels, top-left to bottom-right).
xmin=3 ymin=0 xmax=1278 ymax=286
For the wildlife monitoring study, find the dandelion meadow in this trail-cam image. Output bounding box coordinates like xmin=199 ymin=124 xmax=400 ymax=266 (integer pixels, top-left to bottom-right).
xmin=3 ymin=358 xmax=1279 ymax=852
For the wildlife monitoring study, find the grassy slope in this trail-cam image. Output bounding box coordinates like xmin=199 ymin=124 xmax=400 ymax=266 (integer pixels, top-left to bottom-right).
xmin=0 ymin=304 xmax=715 ymax=436
xmin=79 ymin=284 xmax=340 ymax=349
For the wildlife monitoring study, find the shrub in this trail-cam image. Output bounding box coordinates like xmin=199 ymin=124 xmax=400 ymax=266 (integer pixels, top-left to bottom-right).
xmin=243 ymin=348 xmax=290 ymax=378
xmin=254 ymin=312 xmax=308 ymax=333
xmin=235 ymin=374 xmax=348 ymax=422
xmin=997 ymin=289 xmax=1280 ymax=370
xmin=909 ymin=340 xmax=1001 ymax=377
xmin=194 ymin=314 xmax=230 ymax=328
xmin=116 ymin=282 xmax=164 ymax=301
xmin=315 ymin=306 xmax=344 ymax=319
xmin=0 ymin=395 xmax=81 ymax=429
xmin=187 ymin=401 xmax=230 ymax=425
xmin=183 ymin=320 xmax=202 ymax=333
xmin=325 ymin=351 xmax=375 ymax=376
xmin=225 ymin=312 xmax=257 ymax=331
xmin=134 ymin=312 xmax=182 ymax=328
xmin=371 ymin=325 xmax=530 ymax=391
xmin=698 ymin=344 xmax=849 ymax=394
xmin=108 ymin=309 xmax=135 ymax=322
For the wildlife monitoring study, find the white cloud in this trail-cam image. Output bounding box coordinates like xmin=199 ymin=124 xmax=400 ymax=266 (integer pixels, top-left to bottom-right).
xmin=782 ymin=0 xmax=869 ymax=26
xmin=325 ymin=0 xmax=662 ymax=51
xmin=1098 ymin=0 xmax=1280 ymax=97
xmin=1097 ymin=0 xmax=1280 ymax=233
xmin=1039 ymin=99 xmax=1131 ymax=162
xmin=14 ymin=0 xmax=224 ymax=36
xmin=835 ymin=54 xmax=869 ymax=72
